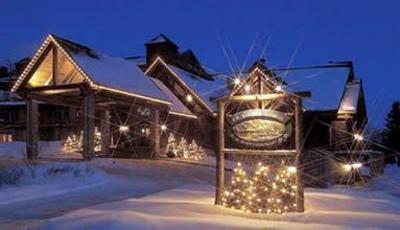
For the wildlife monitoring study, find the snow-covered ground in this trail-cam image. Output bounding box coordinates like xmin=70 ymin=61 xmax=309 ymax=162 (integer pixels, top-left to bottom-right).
xmin=39 ymin=168 xmax=400 ymax=230
xmin=0 ymin=162 xmax=109 ymax=206
xmin=0 ymin=141 xmax=82 ymax=159
xmin=1 ymin=150 xmax=400 ymax=229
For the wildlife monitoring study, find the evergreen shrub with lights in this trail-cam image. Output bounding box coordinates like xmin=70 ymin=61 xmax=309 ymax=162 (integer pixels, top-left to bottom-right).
xmin=222 ymin=161 xmax=298 ymax=214
xmin=164 ymin=133 xmax=206 ymax=160
xmin=63 ymin=127 xmax=102 ymax=153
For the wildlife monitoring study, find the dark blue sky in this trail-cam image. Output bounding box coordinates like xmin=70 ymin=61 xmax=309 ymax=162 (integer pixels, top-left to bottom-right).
xmin=1 ymin=0 xmax=399 ymax=127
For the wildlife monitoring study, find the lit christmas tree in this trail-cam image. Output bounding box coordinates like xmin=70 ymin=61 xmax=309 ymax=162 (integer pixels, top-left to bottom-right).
xmin=222 ymin=161 xmax=298 ymax=214
xmin=94 ymin=127 xmax=102 ymax=152
xmin=63 ymin=133 xmax=81 ymax=152
xmin=251 ymin=162 xmax=271 ymax=213
xmin=268 ymin=163 xmax=298 ymax=213
xmin=188 ymin=139 xmax=200 ymax=159
xmin=198 ymin=146 xmax=206 ymax=158
xmin=177 ymin=137 xmax=189 ymax=158
xmin=165 ymin=133 xmax=178 ymax=157
xmin=222 ymin=162 xmax=255 ymax=212
xmin=64 ymin=127 xmax=102 ymax=153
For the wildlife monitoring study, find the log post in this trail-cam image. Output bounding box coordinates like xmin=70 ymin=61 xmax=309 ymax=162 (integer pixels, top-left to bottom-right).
xmin=295 ymin=97 xmax=305 ymax=212
xmin=215 ymin=101 xmax=225 ymax=205
xmin=82 ymin=91 xmax=95 ymax=160
xmin=151 ymin=108 xmax=161 ymax=158
xmin=26 ymin=97 xmax=39 ymax=160
xmin=100 ymin=109 xmax=111 ymax=156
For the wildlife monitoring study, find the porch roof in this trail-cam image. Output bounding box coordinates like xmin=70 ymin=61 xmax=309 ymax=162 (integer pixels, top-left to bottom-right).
xmin=12 ymin=34 xmax=171 ymax=106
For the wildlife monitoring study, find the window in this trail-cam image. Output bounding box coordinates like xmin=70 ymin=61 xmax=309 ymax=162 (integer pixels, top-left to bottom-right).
xmin=56 ymin=50 xmax=85 ymax=85
xmin=0 ymin=111 xmax=15 ymax=123
xmin=139 ymin=123 xmax=151 ymax=147
xmin=0 ymin=134 xmax=12 ymax=142
xmin=27 ymin=47 xmax=86 ymax=88
xmin=27 ymin=48 xmax=54 ymax=87
xmin=52 ymin=107 xmax=69 ymax=121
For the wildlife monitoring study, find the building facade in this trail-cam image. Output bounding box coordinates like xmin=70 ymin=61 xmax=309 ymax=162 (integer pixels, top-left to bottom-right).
xmin=5 ymin=33 xmax=383 ymax=186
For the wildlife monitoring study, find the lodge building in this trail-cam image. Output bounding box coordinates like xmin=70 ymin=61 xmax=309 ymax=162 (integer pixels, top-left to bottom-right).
xmin=2 ymin=33 xmax=383 ymax=187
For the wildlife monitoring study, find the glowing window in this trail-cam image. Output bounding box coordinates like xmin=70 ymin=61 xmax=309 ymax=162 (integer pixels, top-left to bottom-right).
xmin=27 ymin=49 xmax=54 ymax=87
xmin=56 ymin=51 xmax=85 ymax=85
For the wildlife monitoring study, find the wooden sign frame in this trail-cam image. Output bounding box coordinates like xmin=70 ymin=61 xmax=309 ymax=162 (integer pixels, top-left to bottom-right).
xmin=214 ymin=93 xmax=305 ymax=212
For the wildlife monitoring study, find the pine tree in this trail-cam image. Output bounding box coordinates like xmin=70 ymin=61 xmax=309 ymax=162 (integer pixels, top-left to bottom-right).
xmin=188 ymin=140 xmax=199 ymax=159
xmin=177 ymin=137 xmax=189 ymax=158
xmin=249 ymin=162 xmax=297 ymax=214
xmin=165 ymin=133 xmax=178 ymax=157
xmin=251 ymin=162 xmax=271 ymax=213
xmin=94 ymin=127 xmax=102 ymax=152
xmin=198 ymin=146 xmax=206 ymax=158
xmin=222 ymin=162 xmax=254 ymax=212
xmin=64 ymin=132 xmax=82 ymax=152
xmin=382 ymin=101 xmax=400 ymax=165
xmin=268 ymin=164 xmax=297 ymax=213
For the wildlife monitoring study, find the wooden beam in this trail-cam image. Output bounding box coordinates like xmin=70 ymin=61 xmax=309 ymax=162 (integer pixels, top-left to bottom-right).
xmin=52 ymin=47 xmax=57 ymax=85
xmin=26 ymin=98 xmax=39 ymax=160
xmin=82 ymin=90 xmax=95 ymax=160
xmin=215 ymin=101 xmax=225 ymax=205
xmin=25 ymin=92 xmax=82 ymax=108
xmin=223 ymin=148 xmax=296 ymax=156
xmin=100 ymin=109 xmax=111 ymax=156
xmin=22 ymin=83 xmax=86 ymax=92
xmin=152 ymin=108 xmax=161 ymax=158
xmin=295 ymin=97 xmax=305 ymax=212
xmin=215 ymin=91 xmax=311 ymax=103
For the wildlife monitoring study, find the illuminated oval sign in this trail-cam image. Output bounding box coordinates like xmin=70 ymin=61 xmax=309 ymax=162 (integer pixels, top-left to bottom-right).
xmin=228 ymin=109 xmax=292 ymax=147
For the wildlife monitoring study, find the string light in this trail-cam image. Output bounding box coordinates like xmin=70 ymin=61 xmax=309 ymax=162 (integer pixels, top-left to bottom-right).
xmin=343 ymin=164 xmax=352 ymax=172
xmin=161 ymin=124 xmax=167 ymax=131
xmin=275 ymin=85 xmax=283 ymax=92
xmin=145 ymin=56 xmax=213 ymax=113
xmin=186 ymin=94 xmax=193 ymax=102
xmin=233 ymin=78 xmax=241 ymax=85
xmin=119 ymin=125 xmax=129 ymax=134
xmin=287 ymin=166 xmax=297 ymax=174
xmin=343 ymin=162 xmax=362 ymax=172
xmin=222 ymin=162 xmax=298 ymax=214
xmin=244 ymin=84 xmax=251 ymax=93
xmin=354 ymin=133 xmax=364 ymax=141
xmin=351 ymin=162 xmax=362 ymax=169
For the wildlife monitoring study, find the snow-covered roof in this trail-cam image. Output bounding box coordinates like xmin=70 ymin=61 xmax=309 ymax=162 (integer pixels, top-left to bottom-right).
xmin=145 ymin=34 xmax=178 ymax=48
xmin=338 ymin=80 xmax=361 ymax=114
xmin=125 ymin=56 xmax=146 ymax=65
xmin=150 ymin=77 xmax=194 ymax=117
xmin=275 ymin=67 xmax=351 ymax=111
xmin=52 ymin=36 xmax=171 ymax=104
xmin=168 ymin=65 xmax=229 ymax=111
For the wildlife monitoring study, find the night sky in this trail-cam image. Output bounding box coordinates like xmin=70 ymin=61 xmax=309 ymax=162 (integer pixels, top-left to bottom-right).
xmin=1 ymin=0 xmax=399 ymax=127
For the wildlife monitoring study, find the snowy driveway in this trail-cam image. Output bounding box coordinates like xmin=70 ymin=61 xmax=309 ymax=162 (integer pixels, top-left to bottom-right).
xmin=0 ymin=158 xmax=216 ymax=229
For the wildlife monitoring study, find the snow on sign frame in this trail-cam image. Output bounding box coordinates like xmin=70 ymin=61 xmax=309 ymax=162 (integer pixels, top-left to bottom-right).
xmin=228 ymin=109 xmax=293 ymax=147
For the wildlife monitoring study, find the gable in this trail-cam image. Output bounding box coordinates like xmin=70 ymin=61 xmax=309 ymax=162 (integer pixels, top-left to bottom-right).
xmin=27 ymin=46 xmax=86 ymax=88
xmin=56 ymin=48 xmax=86 ymax=85
xmin=12 ymin=34 xmax=170 ymax=105
xmin=145 ymin=57 xmax=217 ymax=113
xmin=27 ymin=47 xmax=54 ymax=87
xmin=231 ymin=67 xmax=280 ymax=96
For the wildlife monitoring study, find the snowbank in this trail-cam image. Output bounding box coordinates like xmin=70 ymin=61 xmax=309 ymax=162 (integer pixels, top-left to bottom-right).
xmin=42 ymin=176 xmax=400 ymax=229
xmin=0 ymin=162 xmax=109 ymax=205
xmin=368 ymin=165 xmax=400 ymax=196
xmin=0 ymin=141 xmax=82 ymax=159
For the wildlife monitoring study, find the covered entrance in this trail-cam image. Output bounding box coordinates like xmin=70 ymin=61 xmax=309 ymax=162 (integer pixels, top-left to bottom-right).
xmin=11 ymin=35 xmax=171 ymax=160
